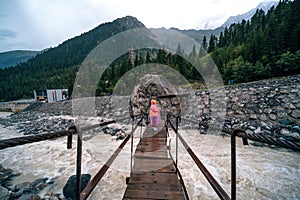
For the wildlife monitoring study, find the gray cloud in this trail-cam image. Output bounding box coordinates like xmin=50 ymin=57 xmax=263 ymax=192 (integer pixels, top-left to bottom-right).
xmin=0 ymin=0 xmax=274 ymax=52
xmin=0 ymin=29 xmax=17 ymax=39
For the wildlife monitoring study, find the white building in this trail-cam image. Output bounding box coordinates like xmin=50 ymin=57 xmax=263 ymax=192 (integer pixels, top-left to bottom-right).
xmin=33 ymin=89 xmax=68 ymax=103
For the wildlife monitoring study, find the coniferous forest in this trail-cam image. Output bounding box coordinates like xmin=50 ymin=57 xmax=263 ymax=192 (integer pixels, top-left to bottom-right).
xmin=0 ymin=0 xmax=299 ymax=102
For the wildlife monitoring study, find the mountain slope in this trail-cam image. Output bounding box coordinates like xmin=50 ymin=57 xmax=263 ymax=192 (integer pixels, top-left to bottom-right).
xmin=0 ymin=50 xmax=40 ymax=69
xmin=0 ymin=16 xmax=146 ymax=101
xmin=222 ymin=1 xmax=279 ymax=27
xmin=171 ymin=1 xmax=279 ymax=45
xmin=170 ymin=27 xmax=224 ymax=45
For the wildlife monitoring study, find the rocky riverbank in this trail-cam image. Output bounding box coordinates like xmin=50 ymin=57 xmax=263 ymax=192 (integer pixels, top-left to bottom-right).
xmin=184 ymin=75 xmax=300 ymax=144
xmin=0 ymin=164 xmax=62 ymax=200
xmin=0 ymin=75 xmax=299 ymax=199
xmin=1 ymin=75 xmax=300 ymax=145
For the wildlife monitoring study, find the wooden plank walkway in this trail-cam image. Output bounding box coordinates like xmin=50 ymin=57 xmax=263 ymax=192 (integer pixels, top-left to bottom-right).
xmin=123 ymin=122 xmax=185 ymax=199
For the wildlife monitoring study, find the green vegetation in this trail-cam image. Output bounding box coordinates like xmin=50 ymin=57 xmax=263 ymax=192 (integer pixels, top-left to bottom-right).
xmin=0 ymin=50 xmax=40 ymax=69
xmin=210 ymin=0 xmax=300 ymax=83
xmin=0 ymin=16 xmax=145 ymax=101
xmin=0 ymin=1 xmax=299 ymax=102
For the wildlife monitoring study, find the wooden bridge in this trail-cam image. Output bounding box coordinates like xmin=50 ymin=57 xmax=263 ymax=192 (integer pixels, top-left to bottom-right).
xmin=123 ymin=122 xmax=185 ymax=199
xmin=1 ymin=112 xmax=300 ymax=200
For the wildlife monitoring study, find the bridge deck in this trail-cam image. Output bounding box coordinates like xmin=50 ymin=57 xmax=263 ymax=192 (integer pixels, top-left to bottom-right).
xmin=123 ymin=123 xmax=185 ymax=199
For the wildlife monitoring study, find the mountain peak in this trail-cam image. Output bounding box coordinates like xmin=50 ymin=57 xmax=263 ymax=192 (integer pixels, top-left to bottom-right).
xmin=222 ymin=1 xmax=279 ymax=28
xmin=112 ymin=16 xmax=145 ymax=29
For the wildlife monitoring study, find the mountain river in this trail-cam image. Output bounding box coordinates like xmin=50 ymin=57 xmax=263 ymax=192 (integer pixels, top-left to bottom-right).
xmin=0 ymin=112 xmax=299 ymax=199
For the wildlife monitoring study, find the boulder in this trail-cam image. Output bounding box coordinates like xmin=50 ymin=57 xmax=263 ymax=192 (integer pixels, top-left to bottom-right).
xmin=130 ymin=74 xmax=186 ymax=117
xmin=0 ymin=186 xmax=9 ymax=200
xmin=63 ymin=174 xmax=91 ymax=200
xmin=291 ymin=109 xmax=300 ymax=119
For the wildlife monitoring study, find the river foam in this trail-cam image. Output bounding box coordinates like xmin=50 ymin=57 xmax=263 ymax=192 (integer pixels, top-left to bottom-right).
xmin=0 ymin=115 xmax=299 ymax=199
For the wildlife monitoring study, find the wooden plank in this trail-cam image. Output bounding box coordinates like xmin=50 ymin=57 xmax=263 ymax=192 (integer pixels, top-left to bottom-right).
xmin=133 ymin=162 xmax=176 ymax=173
xmin=123 ymin=122 xmax=185 ymax=199
xmin=134 ymin=154 xmax=169 ymax=159
xmin=135 ymin=146 xmax=168 ymax=153
xmin=128 ymin=172 xmax=179 ymax=184
xmin=139 ymin=138 xmax=167 ymax=143
xmin=126 ymin=182 xmax=183 ymax=191
xmin=133 ymin=159 xmax=174 ymax=172
xmin=123 ymin=189 xmax=184 ymax=199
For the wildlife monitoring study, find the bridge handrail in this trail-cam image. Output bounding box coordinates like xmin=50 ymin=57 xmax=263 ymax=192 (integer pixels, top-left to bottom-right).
xmin=0 ymin=115 xmax=135 ymax=200
xmin=80 ymin=116 xmax=143 ymax=200
xmin=0 ymin=117 xmax=132 ymax=151
xmin=0 ymin=129 xmax=76 ymax=150
xmin=181 ymin=117 xmax=300 ymax=152
xmin=167 ymin=114 xmax=231 ymax=200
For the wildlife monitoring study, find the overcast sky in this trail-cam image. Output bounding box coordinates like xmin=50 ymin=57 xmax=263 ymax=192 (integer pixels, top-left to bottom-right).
xmin=0 ymin=0 xmax=276 ymax=53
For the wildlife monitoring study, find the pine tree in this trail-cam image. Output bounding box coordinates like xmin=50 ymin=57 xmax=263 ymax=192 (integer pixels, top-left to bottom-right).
xmin=202 ymin=36 xmax=208 ymax=50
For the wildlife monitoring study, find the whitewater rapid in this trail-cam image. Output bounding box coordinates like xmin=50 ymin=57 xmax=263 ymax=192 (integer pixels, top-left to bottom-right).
xmin=0 ymin=112 xmax=299 ymax=199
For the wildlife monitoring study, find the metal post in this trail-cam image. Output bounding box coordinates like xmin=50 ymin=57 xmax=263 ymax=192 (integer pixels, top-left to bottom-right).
xmin=231 ymin=130 xmax=236 ymax=200
xmin=67 ymin=134 xmax=72 ymax=149
xmin=140 ymin=116 xmax=143 ymax=139
xmin=75 ymin=126 xmax=82 ymax=200
xmin=130 ymin=117 xmax=134 ymax=173
xmin=176 ymin=116 xmax=179 ymax=169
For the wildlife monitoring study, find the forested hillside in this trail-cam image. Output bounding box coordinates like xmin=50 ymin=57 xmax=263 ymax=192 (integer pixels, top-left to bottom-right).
xmin=0 ymin=0 xmax=299 ymax=102
xmin=0 ymin=16 xmax=145 ymax=101
xmin=209 ymin=0 xmax=300 ymax=83
xmin=108 ymin=0 xmax=300 ymax=92
xmin=0 ymin=50 xmax=39 ymax=69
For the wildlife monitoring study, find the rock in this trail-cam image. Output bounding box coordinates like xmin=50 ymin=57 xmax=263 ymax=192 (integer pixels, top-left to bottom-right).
xmin=291 ymin=109 xmax=300 ymax=119
xmin=292 ymin=126 xmax=300 ymax=133
xmin=254 ymin=127 xmax=261 ymax=134
xmin=15 ymin=182 xmax=31 ymax=191
xmin=279 ymin=119 xmax=293 ymax=126
xmin=249 ymin=114 xmax=257 ymax=120
xmin=280 ymin=128 xmax=291 ymax=136
xmin=289 ymin=103 xmax=296 ymax=109
xmin=16 ymin=194 xmax=41 ymax=200
xmin=0 ymin=186 xmax=9 ymax=200
xmin=31 ymin=178 xmax=48 ymax=191
xmin=269 ymin=114 xmax=277 ymax=121
xmin=251 ymin=141 xmax=265 ymax=147
xmin=63 ymin=174 xmax=91 ymax=200
xmin=234 ymin=110 xmax=244 ymax=115
xmin=290 ymin=132 xmax=300 ymax=140
xmin=259 ymin=114 xmax=268 ymax=121
xmin=260 ymin=121 xmax=268 ymax=128
xmin=116 ymin=132 xmax=127 ymax=140
xmin=49 ymin=195 xmax=60 ymax=200
xmin=130 ymin=74 xmax=185 ymax=116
